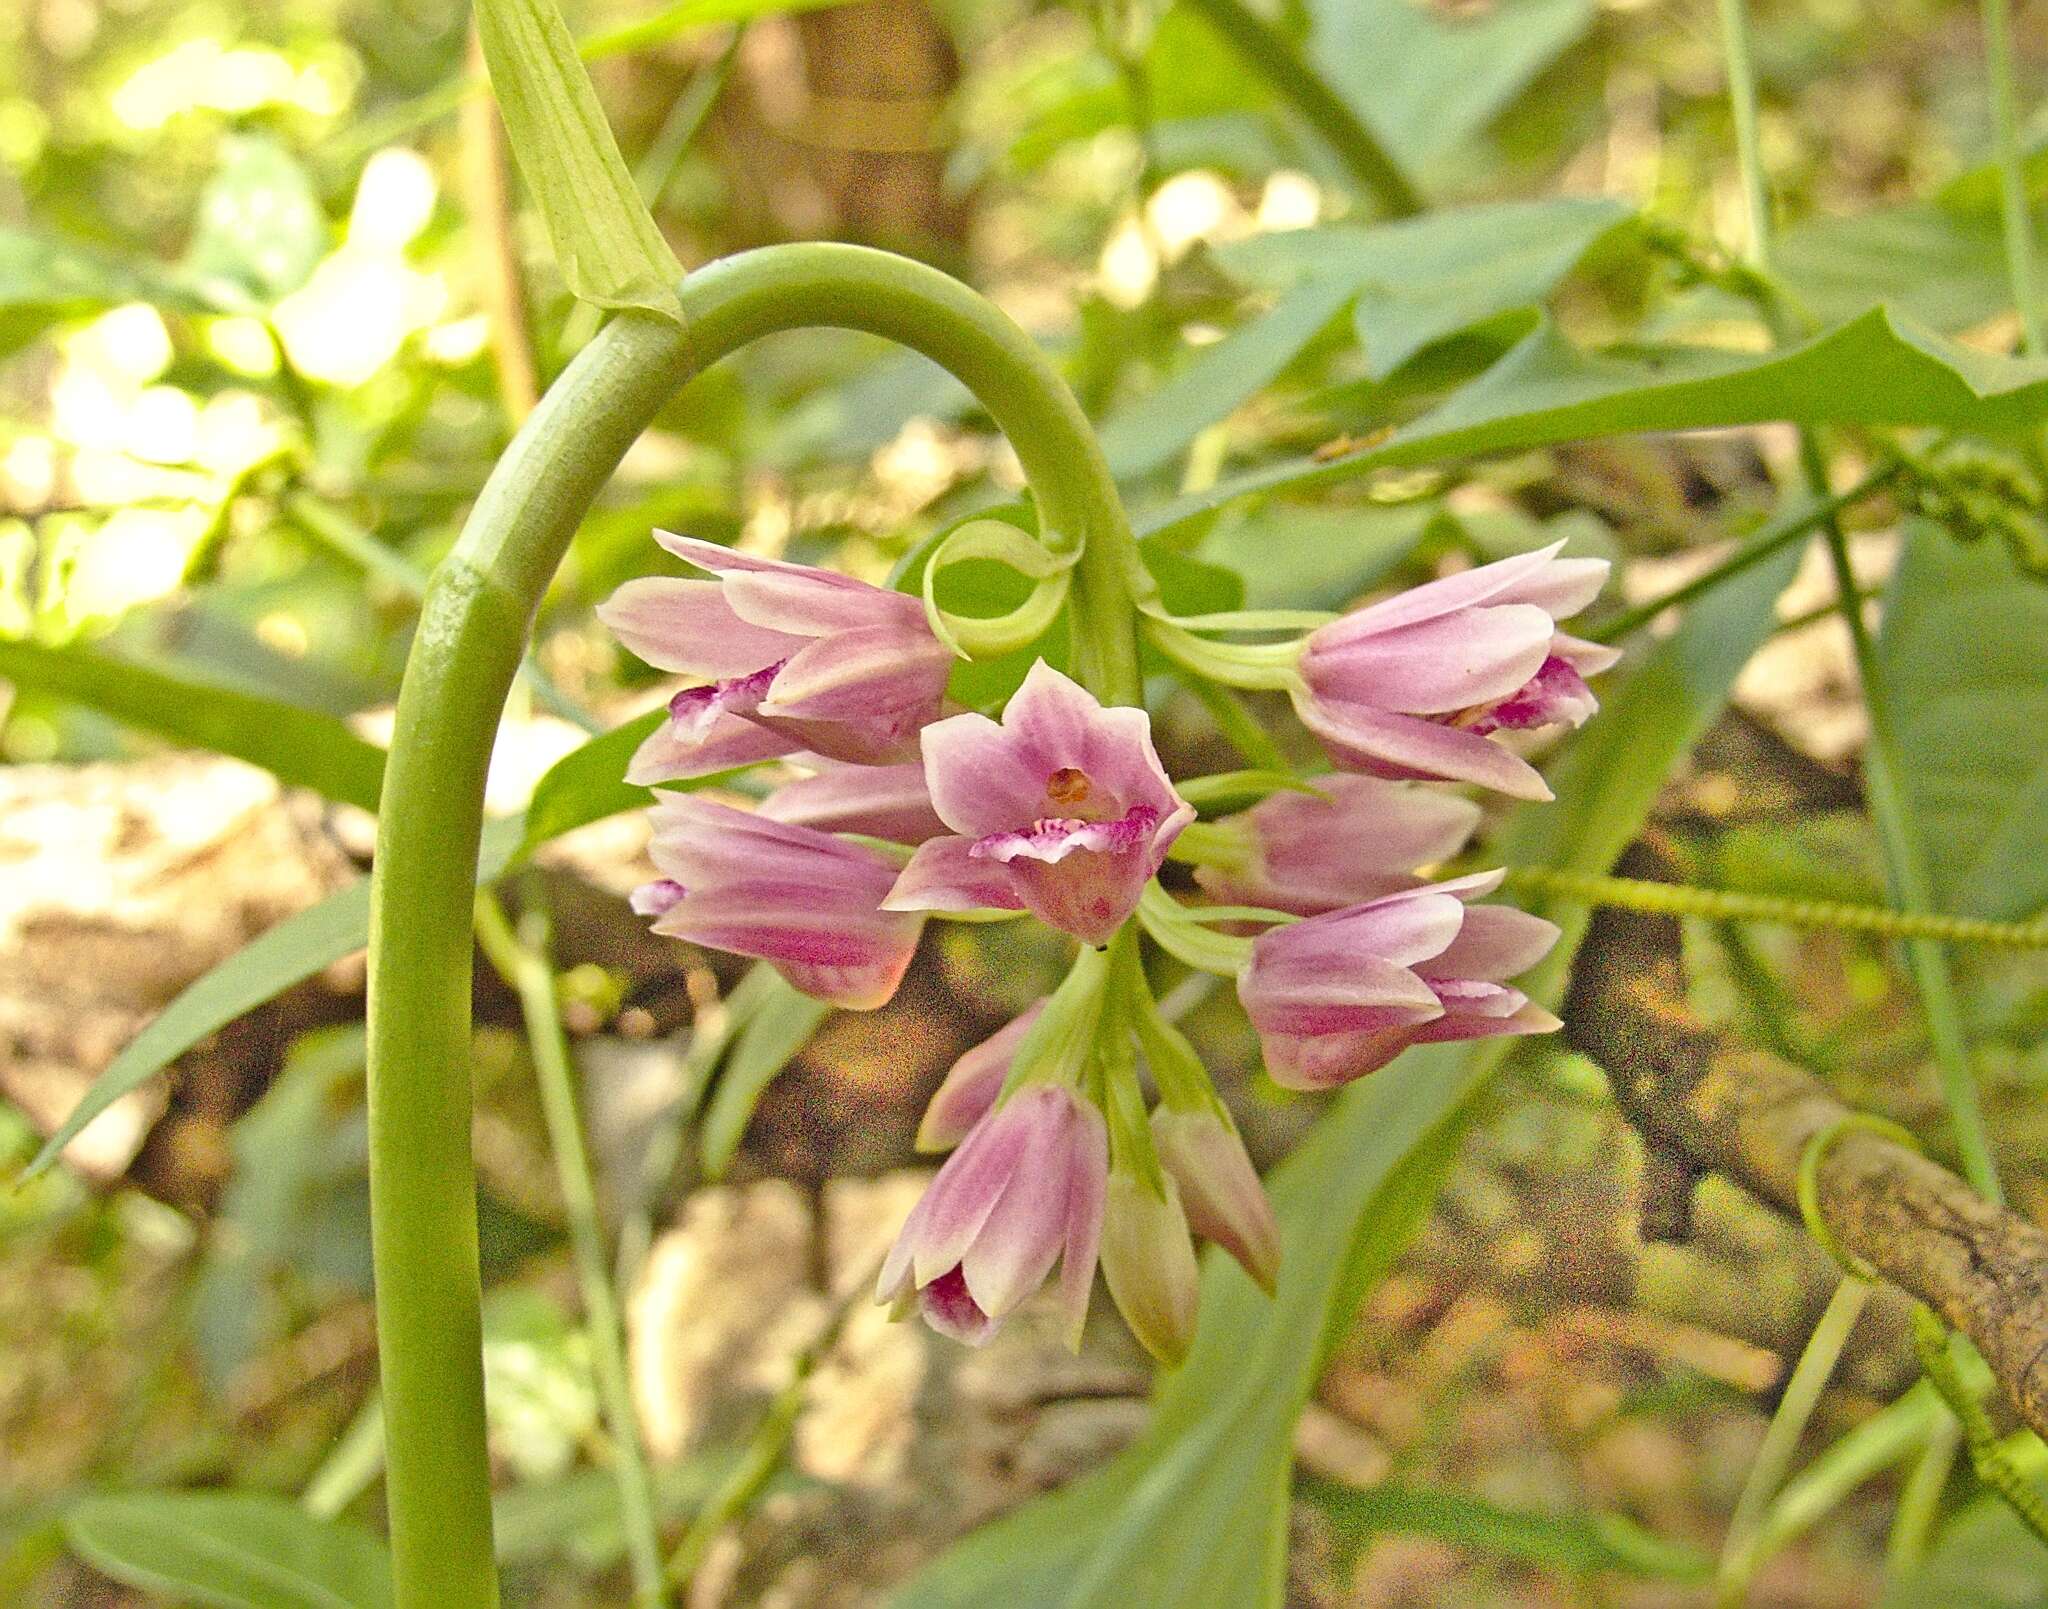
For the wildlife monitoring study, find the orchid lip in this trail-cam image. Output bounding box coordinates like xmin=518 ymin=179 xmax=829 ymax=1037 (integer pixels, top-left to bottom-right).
xmin=969 ymin=803 xmax=1162 ymax=865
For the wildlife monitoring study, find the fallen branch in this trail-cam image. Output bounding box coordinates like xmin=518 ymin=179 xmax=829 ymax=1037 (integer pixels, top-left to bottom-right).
xmin=1564 ymin=849 xmax=2048 ymax=1440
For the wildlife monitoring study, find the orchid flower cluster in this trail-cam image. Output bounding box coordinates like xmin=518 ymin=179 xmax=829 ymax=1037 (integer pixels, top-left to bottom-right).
xmin=602 ymin=530 xmax=1612 ymax=1364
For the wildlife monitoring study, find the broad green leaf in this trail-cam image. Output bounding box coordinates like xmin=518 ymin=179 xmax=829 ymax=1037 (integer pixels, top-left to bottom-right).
xmin=1197 ymin=503 xmax=1432 ymax=610
xmin=1776 ymin=151 xmax=2048 ymax=334
xmin=65 ymin=1492 xmax=392 ymax=1609
xmin=475 ymin=0 xmax=686 ymax=324
xmin=699 ymin=971 xmax=832 ymax=1178
xmin=0 ymin=638 xmax=386 ymax=812
xmin=1099 ymin=276 xmax=1359 ymax=478
xmin=1881 ymin=1498 xmax=2048 ymax=1608
xmin=1301 ymin=1478 xmax=1712 ymax=1581
xmin=182 ymin=135 xmax=329 ymax=307
xmin=1874 ymin=525 xmax=2048 ymax=920
xmin=1306 ymin=0 xmax=1594 ymax=176
xmin=519 ymin=708 xmax=663 ymax=853
xmin=898 ymin=545 xmax=1802 ymax=1607
xmin=1144 ymin=307 xmax=2048 ymax=537
xmin=1215 ymin=199 xmax=1633 ymax=379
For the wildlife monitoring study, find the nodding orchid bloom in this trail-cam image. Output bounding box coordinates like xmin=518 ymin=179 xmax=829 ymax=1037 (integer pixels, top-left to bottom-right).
xmin=1293 ymin=542 xmax=1620 ymax=801
xmin=1192 ymin=774 xmax=1482 ymax=917
xmin=884 ymin=661 xmax=1195 ymax=945
xmin=876 ymin=1082 xmax=1106 ymax=1348
xmin=1150 ymin=1105 xmax=1281 ymax=1294
xmin=599 ymin=532 xmax=953 ymax=783
xmin=1238 ymin=871 xmax=1561 ymax=1089
xmin=634 ymin=794 xmax=925 ymax=1010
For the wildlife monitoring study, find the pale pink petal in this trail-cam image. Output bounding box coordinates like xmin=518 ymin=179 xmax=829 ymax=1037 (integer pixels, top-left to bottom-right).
xmin=760 ymin=628 xmax=952 ymax=721
xmin=1556 ymin=632 xmax=1624 ymax=677
xmin=959 ymin=1090 xmax=1080 ymax=1318
xmin=883 ymin=836 xmax=1028 ymax=914
xmin=918 ymin=1001 xmax=1046 ymax=1152
xmin=908 ymin=1111 xmax=1036 ymax=1286
xmin=1497 ymin=555 xmax=1610 ymax=619
xmin=1261 ymin=1022 xmax=1420 ymax=1088
xmin=1000 ymin=661 xmax=1186 ymax=822
xmin=1056 ymin=1103 xmax=1108 ymax=1348
xmin=759 ymin=760 xmax=948 ymax=844
xmin=1303 ymin=604 xmax=1556 ymax=715
xmin=1294 ymin=694 xmax=1553 ymax=801
xmin=919 ymin=710 xmax=1058 ymax=838
xmin=1429 ymin=904 xmax=1559 ymax=981
xmin=596 ymin=577 xmax=802 ymax=677
xmin=624 ymin=712 xmax=795 ymax=784
xmin=1316 ymin=543 xmax=1567 ymax=641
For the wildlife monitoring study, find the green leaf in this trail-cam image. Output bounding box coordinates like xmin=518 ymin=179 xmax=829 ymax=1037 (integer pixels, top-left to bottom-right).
xmin=519 ymin=708 xmax=663 ymax=853
xmin=0 ymin=638 xmax=386 ymax=812
xmin=897 ymin=534 xmax=1801 ymax=1609
xmin=1147 ymin=307 xmax=2048 ymax=537
xmin=1305 ymin=0 xmax=1594 ymax=176
xmin=1216 ymin=199 xmax=1632 ymax=380
xmin=182 ymin=135 xmax=329 ymax=307
xmin=475 ymin=0 xmax=686 ymax=325
xmin=1099 ymin=276 xmax=1358 ymax=478
xmin=65 ymin=1492 xmax=392 ymax=1609
xmin=1883 ymin=1497 xmax=2048 ymax=1608
xmin=699 ymin=970 xmax=831 ymax=1179
xmin=1875 ymin=524 xmax=2048 ymax=920
xmin=1196 ymin=503 xmax=1432 ymax=611
xmin=1300 ymin=1477 xmax=1711 ymax=1582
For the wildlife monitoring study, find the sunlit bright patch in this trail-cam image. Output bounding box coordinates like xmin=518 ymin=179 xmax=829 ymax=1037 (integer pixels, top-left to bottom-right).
xmin=349 ymin=148 xmax=438 ymax=253
xmin=110 ymin=38 xmax=343 ymax=131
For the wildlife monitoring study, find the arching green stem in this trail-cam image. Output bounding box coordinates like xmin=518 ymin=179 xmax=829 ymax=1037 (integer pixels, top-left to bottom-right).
xmin=365 ymin=243 xmax=1148 ymax=1606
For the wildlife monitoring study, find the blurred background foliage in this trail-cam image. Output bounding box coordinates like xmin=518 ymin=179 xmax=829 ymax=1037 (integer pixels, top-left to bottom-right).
xmin=2 ymin=0 xmax=2048 ymax=1604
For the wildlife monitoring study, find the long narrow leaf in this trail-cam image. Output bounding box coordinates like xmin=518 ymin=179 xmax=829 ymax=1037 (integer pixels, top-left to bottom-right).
xmin=0 ymin=639 xmax=385 ymax=811
xmin=474 ymin=0 xmax=685 ymax=324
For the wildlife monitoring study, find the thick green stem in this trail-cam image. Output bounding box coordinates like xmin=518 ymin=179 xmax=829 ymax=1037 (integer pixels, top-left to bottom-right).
xmin=473 ymin=891 xmax=667 ymax=1608
xmin=365 ymin=243 xmax=1146 ymax=1606
xmin=1180 ymin=0 xmax=1423 ymax=219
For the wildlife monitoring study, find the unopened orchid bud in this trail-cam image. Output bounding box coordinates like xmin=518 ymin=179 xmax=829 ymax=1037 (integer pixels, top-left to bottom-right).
xmin=640 ymin=795 xmax=924 ymax=1010
xmin=1098 ymin=1167 xmax=1200 ymax=1367
xmin=1150 ymin=1106 xmax=1279 ymax=1294
xmin=1192 ymin=774 xmax=1480 ymax=917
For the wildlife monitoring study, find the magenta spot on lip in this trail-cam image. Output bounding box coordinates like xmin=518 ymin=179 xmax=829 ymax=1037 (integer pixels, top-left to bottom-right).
xmin=1464 ymin=655 xmax=1588 ymax=735
xmin=629 ymin=878 xmax=685 ymax=918
xmin=668 ymin=660 xmax=784 ymax=725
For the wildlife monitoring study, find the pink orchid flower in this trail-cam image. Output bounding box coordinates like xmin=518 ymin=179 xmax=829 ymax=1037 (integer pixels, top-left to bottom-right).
xmin=599 ymin=532 xmax=953 ymax=783
xmin=1237 ymin=871 xmax=1560 ymax=1089
xmin=1294 ymin=542 xmax=1620 ymax=801
xmin=877 ymin=1082 xmax=1107 ymax=1347
xmin=916 ymin=1000 xmax=1047 ymax=1153
xmin=883 ymin=661 xmax=1196 ymax=945
xmin=633 ymin=794 xmax=924 ymax=1010
xmin=1193 ymin=774 xmax=1481 ymax=917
